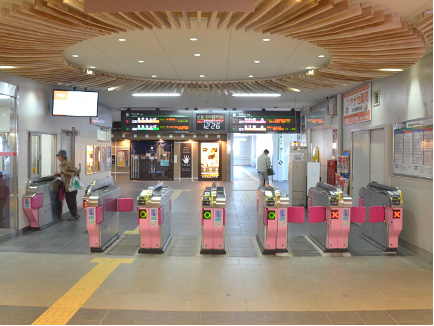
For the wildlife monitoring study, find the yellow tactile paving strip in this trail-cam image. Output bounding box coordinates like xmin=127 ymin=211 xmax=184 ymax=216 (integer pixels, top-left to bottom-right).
xmin=124 ymin=189 xmax=187 ymax=235
xmin=32 ymin=258 xmax=134 ymax=325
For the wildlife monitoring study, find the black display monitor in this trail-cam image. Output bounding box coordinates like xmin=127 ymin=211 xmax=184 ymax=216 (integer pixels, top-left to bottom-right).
xmin=121 ymin=110 xmax=190 ymax=133
xmin=230 ymin=110 xmax=300 ymax=133
xmin=52 ymin=90 xmax=98 ymax=117
xmin=195 ymin=114 xmax=226 ymax=132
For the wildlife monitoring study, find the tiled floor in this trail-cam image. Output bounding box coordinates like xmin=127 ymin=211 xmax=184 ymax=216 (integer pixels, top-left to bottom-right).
xmin=0 ymin=166 xmax=431 ymax=325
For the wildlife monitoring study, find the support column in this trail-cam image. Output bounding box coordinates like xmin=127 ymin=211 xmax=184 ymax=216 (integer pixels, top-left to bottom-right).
xmin=337 ymin=94 xmax=343 ymax=154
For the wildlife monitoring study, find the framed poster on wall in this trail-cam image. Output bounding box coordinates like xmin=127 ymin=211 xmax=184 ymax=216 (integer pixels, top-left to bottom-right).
xmin=198 ymin=142 xmax=222 ymax=181
xmin=86 ymin=145 xmax=94 ymax=175
xmin=117 ymin=149 xmax=129 ymax=167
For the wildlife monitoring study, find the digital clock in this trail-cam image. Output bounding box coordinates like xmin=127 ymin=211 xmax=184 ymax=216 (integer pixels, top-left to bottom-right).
xmin=195 ymin=114 xmax=226 ymax=132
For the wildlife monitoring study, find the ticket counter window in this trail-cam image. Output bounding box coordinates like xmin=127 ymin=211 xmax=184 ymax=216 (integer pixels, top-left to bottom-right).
xmin=29 ymin=133 xmax=56 ymax=179
xmin=130 ymin=140 xmax=174 ymax=181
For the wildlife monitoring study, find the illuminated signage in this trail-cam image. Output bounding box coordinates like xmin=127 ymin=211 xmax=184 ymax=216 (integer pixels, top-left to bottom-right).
xmin=393 ymin=210 xmax=401 ymax=219
xmin=199 ymin=142 xmax=222 ymax=181
xmin=121 ymin=111 xmax=190 ymax=133
xmin=230 ymin=110 xmax=300 ymax=133
xmin=331 ymin=210 xmax=339 ymax=219
xmin=196 ymin=114 xmax=226 ymax=131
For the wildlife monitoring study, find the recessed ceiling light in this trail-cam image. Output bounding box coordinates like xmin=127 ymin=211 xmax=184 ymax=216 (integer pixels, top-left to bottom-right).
xmin=108 ymin=87 xmax=117 ymax=91
xmin=232 ymin=93 xmax=281 ymax=97
xmin=289 ymin=88 xmax=300 ymax=92
xmin=90 ymin=66 xmax=96 ymax=69
xmin=379 ymin=68 xmax=404 ymax=72
xmin=249 ymin=75 xmax=254 ymax=78
xmin=254 ymin=60 xmax=261 ymax=64
xmin=306 ymin=66 xmax=312 ymax=69
xmin=0 ymin=66 xmax=15 ymax=69
xmin=72 ymin=54 xmax=79 ymax=58
xmin=318 ymin=55 xmax=325 ymax=58
xmin=132 ymin=93 xmax=181 ymax=97
xmin=118 ymin=38 xmax=126 ymax=42
xmin=151 ymin=75 xmax=157 ymax=78
xmin=262 ymin=38 xmax=271 ymax=42
xmin=200 ymin=75 xmax=205 ymax=78
xmin=308 ymin=70 xmax=315 ymax=75
xmin=194 ymin=54 xmax=201 ymax=57
xmin=138 ymin=60 xmax=144 ymax=63
xmin=190 ymin=38 xmax=198 ymax=41
xmin=86 ymin=69 xmax=93 ymax=75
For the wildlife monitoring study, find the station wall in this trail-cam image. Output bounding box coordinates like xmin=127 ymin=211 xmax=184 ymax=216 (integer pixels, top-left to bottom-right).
xmin=0 ymin=72 xmax=111 ymax=231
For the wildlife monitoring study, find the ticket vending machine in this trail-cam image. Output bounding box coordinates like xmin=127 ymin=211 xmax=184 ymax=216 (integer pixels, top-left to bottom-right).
xmin=23 ymin=176 xmax=64 ymax=230
xmin=201 ymin=182 xmax=226 ymax=254
xmin=308 ymin=182 xmax=365 ymax=252
xmin=359 ymin=182 xmax=403 ymax=252
xmin=256 ymin=185 xmax=305 ymax=254
xmin=137 ymin=182 xmax=172 ymax=253
xmin=83 ymin=176 xmax=134 ymax=252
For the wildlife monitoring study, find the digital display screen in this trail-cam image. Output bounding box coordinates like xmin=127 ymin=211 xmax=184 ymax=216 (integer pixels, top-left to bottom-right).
xmin=230 ymin=110 xmax=300 ymax=133
xmin=52 ymin=90 xmax=98 ymax=117
xmin=122 ymin=111 xmax=190 ymax=133
xmin=199 ymin=142 xmax=221 ymax=181
xmin=196 ymin=114 xmax=226 ymax=131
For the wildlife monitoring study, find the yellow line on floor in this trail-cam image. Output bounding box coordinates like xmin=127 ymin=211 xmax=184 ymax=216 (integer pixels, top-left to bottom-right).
xmin=32 ymin=258 xmax=134 ymax=325
xmin=124 ymin=189 xmax=188 ymax=235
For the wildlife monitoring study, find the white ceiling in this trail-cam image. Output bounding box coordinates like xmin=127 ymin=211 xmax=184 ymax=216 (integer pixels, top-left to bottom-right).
xmin=61 ymin=0 xmax=432 ymax=111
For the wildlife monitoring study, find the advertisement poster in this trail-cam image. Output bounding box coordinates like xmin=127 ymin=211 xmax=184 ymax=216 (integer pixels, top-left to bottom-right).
xmin=199 ymin=142 xmax=221 ymax=181
xmin=117 ymin=149 xmax=129 ymax=167
xmin=344 ymin=83 xmax=372 ymax=125
xmin=86 ymin=145 xmax=94 ymax=175
xmin=180 ymin=142 xmax=192 ymax=178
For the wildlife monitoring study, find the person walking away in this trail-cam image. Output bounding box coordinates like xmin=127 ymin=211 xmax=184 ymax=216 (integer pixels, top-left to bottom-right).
xmin=54 ymin=150 xmax=80 ymax=221
xmin=257 ymin=149 xmax=271 ymax=188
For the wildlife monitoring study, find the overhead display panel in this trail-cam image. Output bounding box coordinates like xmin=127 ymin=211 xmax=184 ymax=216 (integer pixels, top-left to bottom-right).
xmin=121 ymin=111 xmax=190 ymax=133
xmin=195 ymin=113 xmax=227 ymax=133
xmin=230 ymin=110 xmax=300 ymax=133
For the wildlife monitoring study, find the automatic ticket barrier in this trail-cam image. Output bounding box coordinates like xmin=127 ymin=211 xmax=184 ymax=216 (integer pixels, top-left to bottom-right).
xmin=201 ymin=182 xmax=226 ymax=254
xmin=137 ymin=182 xmax=172 ymax=253
xmin=359 ymin=182 xmax=403 ymax=251
xmin=83 ymin=176 xmax=134 ymax=252
xmin=256 ymin=185 xmax=305 ymax=254
xmin=308 ymin=182 xmax=366 ymax=252
xmin=23 ymin=176 xmax=64 ymax=230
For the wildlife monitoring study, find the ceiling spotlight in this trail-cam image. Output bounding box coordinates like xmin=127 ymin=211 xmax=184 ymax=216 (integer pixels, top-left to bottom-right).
xmin=254 ymin=60 xmax=261 ymax=64
xmin=318 ymin=55 xmax=325 ymax=58
xmin=151 ymin=75 xmax=157 ymax=78
xmin=307 ymin=70 xmax=315 ymax=75
xmin=262 ymin=38 xmax=271 ymax=42
xmin=90 ymin=66 xmax=96 ymax=69
xmin=118 ymin=38 xmax=126 ymax=42
xmin=72 ymin=54 xmax=79 ymax=58
xmin=108 ymin=87 xmax=117 ymax=91
xmin=194 ymin=53 xmax=201 ymax=57
xmin=379 ymin=68 xmax=404 ymax=72
xmin=200 ymin=75 xmax=205 ymax=78
xmin=190 ymin=38 xmax=198 ymax=41
xmin=138 ymin=60 xmax=144 ymax=63
xmin=249 ymin=75 xmax=254 ymax=78
xmin=86 ymin=69 xmax=93 ymax=75
xmin=289 ymin=88 xmax=300 ymax=92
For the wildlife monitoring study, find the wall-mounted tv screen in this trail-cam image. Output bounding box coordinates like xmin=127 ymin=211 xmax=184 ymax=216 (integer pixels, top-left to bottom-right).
xmin=121 ymin=110 xmax=190 ymax=133
xmin=52 ymin=90 xmax=99 ymax=117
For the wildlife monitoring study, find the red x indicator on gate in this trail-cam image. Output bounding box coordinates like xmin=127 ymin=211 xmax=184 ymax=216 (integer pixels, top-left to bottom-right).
xmin=331 ymin=210 xmax=339 ymax=219
xmin=393 ymin=210 xmax=401 ymax=219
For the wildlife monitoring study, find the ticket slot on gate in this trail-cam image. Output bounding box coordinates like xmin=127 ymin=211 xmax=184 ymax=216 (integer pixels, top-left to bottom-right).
xmin=201 ymin=182 xmax=226 ymax=254
xmin=307 ymin=182 xmax=365 ymax=252
xmin=359 ymin=182 xmax=403 ymax=252
xmin=137 ymin=182 xmax=172 ymax=254
xmin=256 ymin=185 xmax=293 ymax=254
xmin=23 ymin=176 xmax=64 ymax=230
xmin=83 ymin=176 xmax=134 ymax=252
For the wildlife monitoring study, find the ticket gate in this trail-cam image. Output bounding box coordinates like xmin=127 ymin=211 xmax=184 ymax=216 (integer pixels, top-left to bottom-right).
xmin=23 ymin=176 xmax=64 ymax=230
xmin=83 ymin=176 xmax=133 ymax=252
xmin=137 ymin=182 xmax=172 ymax=253
xmin=359 ymin=182 xmax=403 ymax=252
xmin=201 ymin=182 xmax=226 ymax=254
xmin=308 ymin=182 xmax=366 ymax=252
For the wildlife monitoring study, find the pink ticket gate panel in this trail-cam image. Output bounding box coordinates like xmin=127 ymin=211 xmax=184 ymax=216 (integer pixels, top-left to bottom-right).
xmin=359 ymin=182 xmax=403 ymax=251
xmin=256 ymin=185 xmax=291 ymax=254
xmin=83 ymin=176 xmax=134 ymax=252
xmin=23 ymin=176 xmax=64 ymax=230
xmin=201 ymin=183 xmax=226 ymax=254
xmin=137 ymin=183 xmax=173 ymax=254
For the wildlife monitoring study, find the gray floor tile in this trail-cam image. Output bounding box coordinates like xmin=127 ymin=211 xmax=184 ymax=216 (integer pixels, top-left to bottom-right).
xmin=0 ymin=306 xmax=16 ymax=317
xmin=416 ymin=309 xmax=433 ymax=322
xmin=135 ymin=311 xmax=170 ymax=325
xmin=398 ymin=322 xmax=432 ymax=325
xmin=167 ymin=312 xmax=200 ymax=325
xmin=386 ymin=310 xmax=426 ymax=322
xmin=326 ymin=311 xmax=364 ymax=323
xmin=72 ymin=308 xmax=109 ymax=321
xmin=8 ymin=306 xmax=47 ymax=319
xmin=101 ymin=309 xmax=139 ymax=324
xmin=296 ymin=311 xmax=331 ymax=324
xmin=357 ymin=311 xmax=397 ymax=323
xmin=264 ymin=311 xmax=298 ymax=324
xmin=0 ymin=316 xmax=37 ymax=325
xmin=200 ymin=311 xmax=233 ymax=325
xmin=233 ymin=311 xmax=266 ymax=325
xmin=67 ymin=319 xmax=101 ymax=325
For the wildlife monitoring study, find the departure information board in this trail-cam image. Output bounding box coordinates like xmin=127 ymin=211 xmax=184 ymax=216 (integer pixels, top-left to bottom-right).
xmin=196 ymin=114 xmax=226 ymax=131
xmin=230 ymin=110 xmax=300 ymax=133
xmin=122 ymin=111 xmax=190 ymax=133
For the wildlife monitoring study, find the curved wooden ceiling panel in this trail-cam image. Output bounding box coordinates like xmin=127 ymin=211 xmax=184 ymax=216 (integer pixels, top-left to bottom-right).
xmin=0 ymin=0 xmax=430 ymax=95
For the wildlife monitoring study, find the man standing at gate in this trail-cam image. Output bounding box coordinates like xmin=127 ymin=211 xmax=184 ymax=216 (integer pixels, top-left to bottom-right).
xmin=257 ymin=149 xmax=271 ymax=188
xmin=54 ymin=150 xmax=80 ymax=221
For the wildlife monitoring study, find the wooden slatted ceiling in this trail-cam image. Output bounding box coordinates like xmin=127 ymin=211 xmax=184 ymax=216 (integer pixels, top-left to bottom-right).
xmin=0 ymin=0 xmax=428 ymax=95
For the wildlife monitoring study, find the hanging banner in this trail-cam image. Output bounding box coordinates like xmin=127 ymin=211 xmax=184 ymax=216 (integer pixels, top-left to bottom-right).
xmin=344 ymin=83 xmax=372 ymax=125
xmin=180 ymin=143 xmax=192 ymax=178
